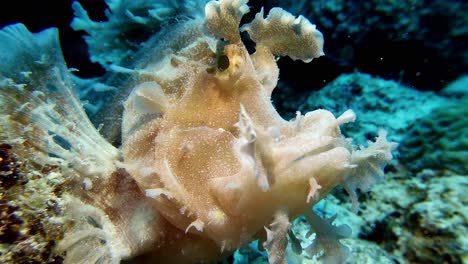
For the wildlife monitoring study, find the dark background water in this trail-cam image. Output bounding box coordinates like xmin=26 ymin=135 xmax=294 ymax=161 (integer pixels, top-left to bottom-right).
xmin=1 ymin=0 xmax=466 ymax=94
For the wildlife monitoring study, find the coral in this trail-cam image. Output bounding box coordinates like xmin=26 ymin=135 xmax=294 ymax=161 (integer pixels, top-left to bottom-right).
xmin=400 ymin=77 xmax=468 ymax=175
xmin=400 ymin=99 xmax=468 ymax=174
xmin=0 ymin=144 xmax=24 ymax=189
xmin=0 ymin=140 xmax=67 ymax=263
xmin=356 ymin=170 xmax=468 ymax=263
xmin=401 ymin=175 xmax=467 ymax=263
xmin=0 ymin=0 xmax=396 ymax=263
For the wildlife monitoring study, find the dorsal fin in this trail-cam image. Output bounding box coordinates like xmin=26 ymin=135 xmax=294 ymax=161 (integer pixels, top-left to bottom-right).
xmin=0 ymin=23 xmax=119 ymax=179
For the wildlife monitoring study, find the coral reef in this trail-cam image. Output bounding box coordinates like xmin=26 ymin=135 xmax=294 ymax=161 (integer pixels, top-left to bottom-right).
xmin=358 ymin=170 xmax=467 ymax=263
xmin=0 ymin=0 xmax=396 ymax=263
xmin=400 ymin=99 xmax=468 ymax=175
xmin=0 ymin=140 xmax=67 ymax=263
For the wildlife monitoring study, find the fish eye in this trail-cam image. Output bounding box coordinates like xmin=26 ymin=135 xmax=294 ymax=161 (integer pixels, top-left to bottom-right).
xmin=217 ymin=54 xmax=230 ymax=71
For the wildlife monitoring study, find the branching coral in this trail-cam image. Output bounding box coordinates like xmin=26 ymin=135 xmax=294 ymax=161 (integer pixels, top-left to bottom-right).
xmin=0 ymin=0 xmax=396 ymax=263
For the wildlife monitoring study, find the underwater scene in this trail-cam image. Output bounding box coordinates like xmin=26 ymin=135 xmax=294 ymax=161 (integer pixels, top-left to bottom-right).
xmin=0 ymin=0 xmax=466 ymax=263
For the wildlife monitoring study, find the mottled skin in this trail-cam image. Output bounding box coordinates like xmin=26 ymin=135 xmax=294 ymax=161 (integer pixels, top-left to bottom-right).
xmin=120 ymin=0 xmax=352 ymax=262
